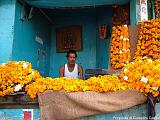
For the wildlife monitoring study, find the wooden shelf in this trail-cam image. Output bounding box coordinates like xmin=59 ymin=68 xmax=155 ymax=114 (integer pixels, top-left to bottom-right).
xmin=0 ymin=93 xmax=38 ymax=109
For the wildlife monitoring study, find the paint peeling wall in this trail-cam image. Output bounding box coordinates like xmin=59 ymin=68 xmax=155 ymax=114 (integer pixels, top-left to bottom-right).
xmin=0 ymin=0 xmax=16 ymax=63
xmin=12 ymin=1 xmax=51 ymax=77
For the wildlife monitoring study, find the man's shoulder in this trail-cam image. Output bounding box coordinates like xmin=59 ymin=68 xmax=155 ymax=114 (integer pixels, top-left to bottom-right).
xmin=77 ymin=64 xmax=83 ymax=69
xmin=60 ymin=65 xmax=65 ymax=70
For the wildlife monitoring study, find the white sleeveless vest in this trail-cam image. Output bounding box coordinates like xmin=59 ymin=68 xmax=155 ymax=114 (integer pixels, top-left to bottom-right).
xmin=64 ymin=64 xmax=78 ymax=78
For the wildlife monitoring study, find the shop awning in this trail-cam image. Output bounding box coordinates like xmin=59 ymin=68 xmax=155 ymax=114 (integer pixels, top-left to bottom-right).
xmin=25 ymin=0 xmax=130 ymax=9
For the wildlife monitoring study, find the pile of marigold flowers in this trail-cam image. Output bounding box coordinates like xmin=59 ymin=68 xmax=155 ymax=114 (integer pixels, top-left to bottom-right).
xmin=135 ymin=19 xmax=160 ymax=59
xmin=110 ymin=25 xmax=131 ymax=69
xmin=120 ymin=56 xmax=160 ymax=97
xmin=25 ymin=56 xmax=160 ymax=99
xmin=0 ymin=61 xmax=41 ymax=96
xmin=1 ymin=58 xmax=160 ymax=99
xmin=25 ymin=75 xmax=128 ymax=99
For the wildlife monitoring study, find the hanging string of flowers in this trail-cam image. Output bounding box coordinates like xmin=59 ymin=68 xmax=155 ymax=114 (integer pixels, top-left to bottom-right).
xmin=110 ymin=25 xmax=131 ymax=69
xmin=155 ymin=0 xmax=159 ymax=18
xmin=0 ymin=61 xmax=41 ymax=96
xmin=135 ymin=19 xmax=160 ymax=59
xmin=120 ymin=56 xmax=160 ymax=97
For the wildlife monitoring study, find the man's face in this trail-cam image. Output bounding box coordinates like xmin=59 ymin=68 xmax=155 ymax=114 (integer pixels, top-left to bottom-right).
xmin=67 ymin=53 xmax=76 ymax=64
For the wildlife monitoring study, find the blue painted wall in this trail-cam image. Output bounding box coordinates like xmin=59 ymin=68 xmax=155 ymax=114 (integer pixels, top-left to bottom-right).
xmin=0 ymin=109 xmax=40 ymax=120
xmin=49 ymin=10 xmax=97 ymax=77
xmin=25 ymin=0 xmax=130 ymax=9
xmin=12 ymin=1 xmax=51 ymax=77
xmin=49 ymin=7 xmax=113 ymax=77
xmin=96 ymin=7 xmax=113 ymax=68
xmin=0 ymin=0 xmax=16 ymax=63
xmin=1 ymin=103 xmax=160 ymax=120
xmin=130 ymin=0 xmax=137 ymax=25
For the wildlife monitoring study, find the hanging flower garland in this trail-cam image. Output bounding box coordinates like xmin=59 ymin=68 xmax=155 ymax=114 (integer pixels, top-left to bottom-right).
xmin=155 ymin=0 xmax=159 ymax=18
xmin=135 ymin=19 xmax=160 ymax=59
xmin=110 ymin=25 xmax=131 ymax=69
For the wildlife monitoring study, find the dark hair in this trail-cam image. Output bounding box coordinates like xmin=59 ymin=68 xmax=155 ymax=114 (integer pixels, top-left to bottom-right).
xmin=66 ymin=50 xmax=77 ymax=58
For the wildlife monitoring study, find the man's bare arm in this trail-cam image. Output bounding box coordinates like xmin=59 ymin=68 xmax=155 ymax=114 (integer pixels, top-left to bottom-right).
xmin=59 ymin=66 xmax=64 ymax=77
xmin=78 ymin=65 xmax=84 ymax=79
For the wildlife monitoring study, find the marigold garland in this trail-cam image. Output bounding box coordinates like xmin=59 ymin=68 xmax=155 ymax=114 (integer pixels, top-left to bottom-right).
xmin=1 ymin=58 xmax=160 ymax=99
xmin=155 ymin=0 xmax=159 ymax=19
xmin=135 ymin=19 xmax=160 ymax=59
xmin=0 ymin=61 xmax=41 ymax=96
xmin=120 ymin=56 xmax=160 ymax=97
xmin=25 ymin=75 xmax=128 ymax=99
xmin=110 ymin=25 xmax=131 ymax=69
xmin=25 ymin=56 xmax=160 ymax=99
